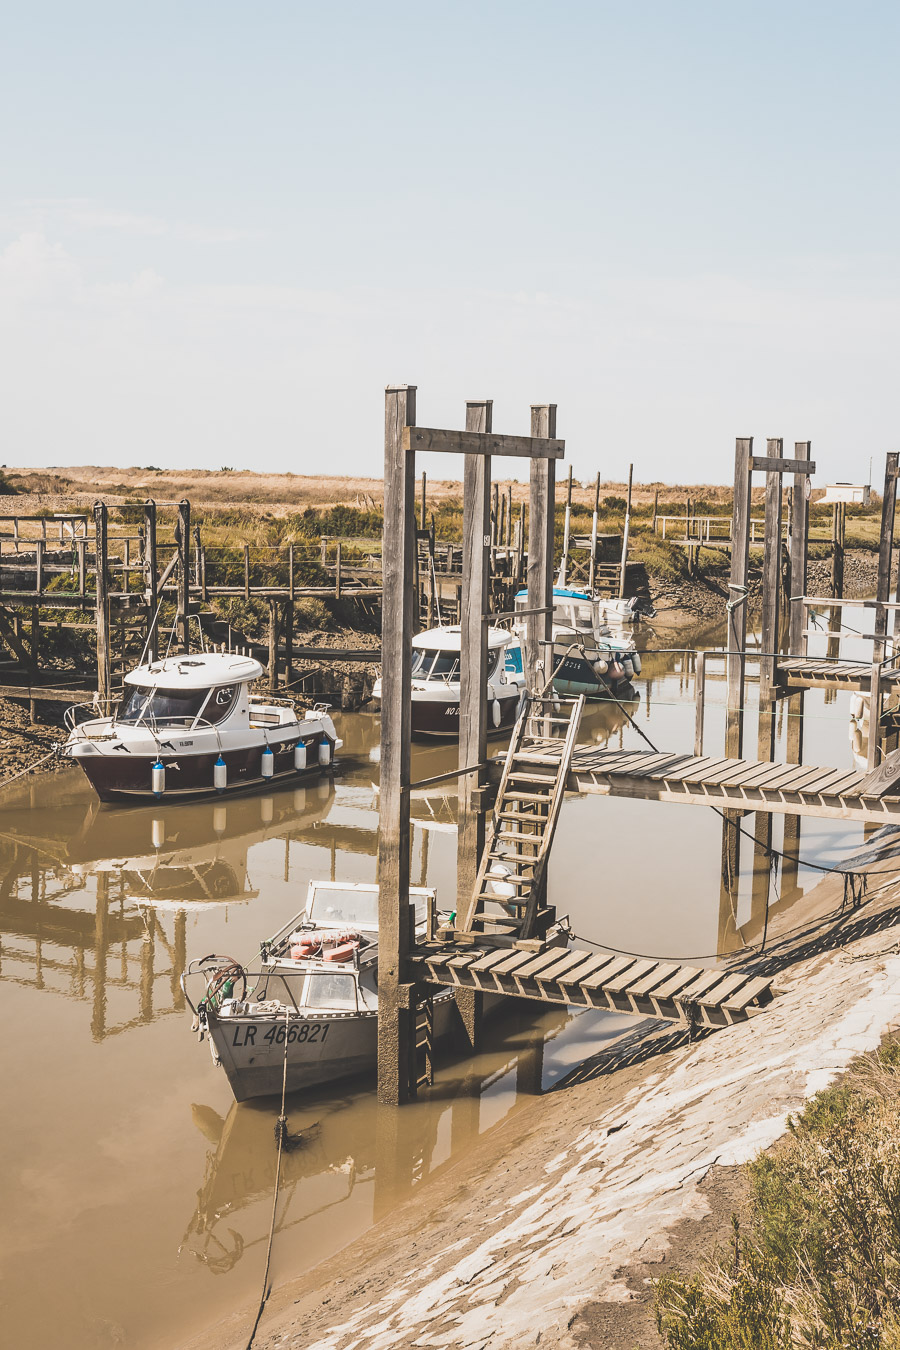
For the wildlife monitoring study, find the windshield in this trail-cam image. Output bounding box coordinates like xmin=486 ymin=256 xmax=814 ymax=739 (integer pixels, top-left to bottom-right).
xmin=118 ymin=685 xmax=210 ymax=727
xmin=303 ymin=973 xmax=359 ymax=1011
xmin=307 ymin=884 xmax=427 ymax=929
xmin=424 ymin=650 xmax=459 ymax=681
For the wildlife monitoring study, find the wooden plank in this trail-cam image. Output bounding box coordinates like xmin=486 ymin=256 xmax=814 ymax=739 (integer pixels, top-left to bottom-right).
xmin=682 ymin=757 xmax=740 ymax=785
xmin=626 ymin=961 xmax=683 ymax=997
xmin=694 ymin=971 xmax=754 ymax=1007
xmin=722 ymin=975 xmax=773 ymax=1012
xmin=582 ymin=956 xmax=637 ymax=989
xmin=773 ymin=765 xmax=836 ymax=793
xmin=606 ymin=958 xmax=658 ymax=993
xmin=692 ymin=760 xmax=762 ymax=788
xmin=855 ymin=744 xmax=900 ymax=797
xmin=674 ymin=969 xmax=731 ymax=1003
xmin=651 ymin=965 xmax=706 ymax=1001
xmin=444 ymin=950 xmax=486 ymax=969
xmin=643 ymin=754 xmax=718 ymax=782
xmin=605 ymin=751 xmax=682 ymax=777
xmin=615 ymin=751 xmax=688 ymax=777
xmin=489 ymin=950 xmax=536 ymax=976
xmin=556 ymin=953 xmax=619 ymax=987
xmin=749 ymin=455 xmax=817 ymax=473
xmin=819 ymin=770 xmax=867 ymax=797
xmin=739 ymin=762 xmax=809 ymax=790
xmin=514 ymin=947 xmax=576 ymax=979
xmin=403 ymin=426 xmax=565 ymax=460
xmin=791 ymin=767 xmax=856 ymax=795
xmin=466 ymin=947 xmax=522 ymax=973
xmin=533 ymin=950 xmax=596 ymax=984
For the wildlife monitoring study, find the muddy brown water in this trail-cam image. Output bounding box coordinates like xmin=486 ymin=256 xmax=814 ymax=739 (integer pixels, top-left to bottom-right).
xmin=0 ymin=621 xmax=878 ymax=1349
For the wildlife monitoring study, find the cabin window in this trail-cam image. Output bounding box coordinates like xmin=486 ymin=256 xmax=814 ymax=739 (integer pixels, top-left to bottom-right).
xmin=117 ymin=684 xmax=211 ymax=727
xmin=574 ymin=604 xmax=594 ymax=630
xmin=487 ymin=650 xmax=501 ymax=679
xmin=424 ymin=650 xmax=459 ymax=681
xmin=303 ymin=973 xmax=359 ymax=1011
xmin=204 ymin=684 xmax=239 ymax=725
xmin=411 ymin=649 xmax=428 ymax=676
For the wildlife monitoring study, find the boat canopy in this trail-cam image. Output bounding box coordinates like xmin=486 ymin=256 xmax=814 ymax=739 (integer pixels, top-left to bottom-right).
xmin=411 ymin=625 xmax=511 ymax=653
xmin=304 ymin=880 xmax=434 ymax=932
xmin=123 ymin=653 xmax=263 ymax=690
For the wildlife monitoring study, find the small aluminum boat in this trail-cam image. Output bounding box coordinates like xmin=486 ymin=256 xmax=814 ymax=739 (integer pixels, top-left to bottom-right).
xmin=183 ymin=880 xmax=455 ymax=1101
xmin=372 ymin=625 xmax=524 ymax=738
xmin=63 ymin=651 xmax=341 ymax=803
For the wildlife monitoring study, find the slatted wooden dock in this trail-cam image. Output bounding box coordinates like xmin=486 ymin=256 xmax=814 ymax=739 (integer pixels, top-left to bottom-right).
xmin=410 ymin=945 xmax=774 ymax=1028
xmin=777 ymin=656 xmax=900 ymax=692
xmin=513 ymin=744 xmax=900 ymax=822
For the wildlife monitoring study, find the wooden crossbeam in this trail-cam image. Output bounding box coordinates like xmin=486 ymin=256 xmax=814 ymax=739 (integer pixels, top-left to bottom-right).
xmin=402 ymin=426 xmax=565 ymax=460
xmin=749 ymin=456 xmax=817 ymax=474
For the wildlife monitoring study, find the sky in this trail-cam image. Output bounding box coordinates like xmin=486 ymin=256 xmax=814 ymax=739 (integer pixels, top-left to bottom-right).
xmin=1 ymin=0 xmax=897 ymax=485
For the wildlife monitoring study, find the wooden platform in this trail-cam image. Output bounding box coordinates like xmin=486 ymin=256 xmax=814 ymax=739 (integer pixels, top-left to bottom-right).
xmin=777 ymin=656 xmax=900 ymax=693
xmin=411 ymin=945 xmax=774 ymax=1028
xmin=512 ymin=744 xmax=900 ymax=822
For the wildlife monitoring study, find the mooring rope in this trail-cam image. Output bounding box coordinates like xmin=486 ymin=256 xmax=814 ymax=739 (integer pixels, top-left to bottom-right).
xmin=0 ymin=746 xmax=61 ymax=792
xmin=244 ymin=1007 xmax=291 ymax=1350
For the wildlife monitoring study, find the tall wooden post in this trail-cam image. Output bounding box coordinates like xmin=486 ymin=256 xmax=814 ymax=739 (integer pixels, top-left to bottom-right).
xmin=874 ymin=454 xmax=898 ymax=663
xmin=93 ymin=501 xmax=111 ymax=709
xmin=455 ymin=400 xmax=492 ymax=1050
xmin=143 ymin=500 xmax=158 ymax=661
xmin=559 ymin=465 xmax=573 ymax=585
xmin=618 ymin=463 xmax=633 ymax=598
xmin=268 ymin=598 xmax=278 ymax=688
xmin=783 ymin=442 xmax=810 ymax=890
xmin=420 ymin=471 xmax=427 ymax=530
xmin=588 ymin=472 xmax=601 ymax=592
xmin=725 ymin=440 xmax=753 ymax=759
xmin=752 ymin=440 xmax=783 ymax=928
xmin=526 ymin=405 xmax=557 ymax=689
xmin=377 ymin=384 xmax=417 ymax=1106
xmin=177 ymin=499 xmax=191 ymax=655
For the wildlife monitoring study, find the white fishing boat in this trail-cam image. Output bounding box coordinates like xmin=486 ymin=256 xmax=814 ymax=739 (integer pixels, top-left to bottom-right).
xmin=183 ymin=880 xmax=456 ymax=1101
xmin=371 ymin=625 xmax=524 ymax=738
xmin=63 ymin=650 xmax=341 ymax=803
xmin=510 ymin=586 xmax=643 ymax=698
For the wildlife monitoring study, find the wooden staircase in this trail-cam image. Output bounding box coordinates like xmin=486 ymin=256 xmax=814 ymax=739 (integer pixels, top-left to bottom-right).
xmin=454 ymin=692 xmax=585 ymax=946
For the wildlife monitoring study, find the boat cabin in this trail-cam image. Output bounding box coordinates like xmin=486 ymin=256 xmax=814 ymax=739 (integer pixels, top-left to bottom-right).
xmin=514 ymin=588 xmax=598 ymax=635
xmin=116 ymin=653 xmax=269 ymax=731
xmin=411 ymin=626 xmax=512 ymax=685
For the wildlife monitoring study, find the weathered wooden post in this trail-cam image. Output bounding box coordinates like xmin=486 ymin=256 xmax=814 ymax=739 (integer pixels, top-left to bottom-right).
xmin=720 ymin=440 xmax=753 ymax=947
xmin=143 ymin=500 xmax=158 ymax=661
xmin=176 ymin=499 xmax=190 ymax=654
xmin=378 ymin=384 xmax=418 ymax=1106
xmin=874 ymin=454 xmax=898 ymax=663
xmin=588 ymin=472 xmax=601 ymax=593
xmin=751 ymin=440 xmax=784 ymax=927
xmin=420 ymin=471 xmax=427 ymax=530
xmin=559 ymin=465 xmax=573 ymax=585
xmin=526 ymin=405 xmax=557 ymax=689
xmin=455 ymin=399 xmax=493 ymax=1051
xmin=783 ymin=442 xmax=811 ymax=891
xmin=618 ymin=463 xmax=633 ymax=598
xmin=93 ymin=501 xmax=111 ymax=709
xmin=267 ymin=598 xmax=278 ymax=688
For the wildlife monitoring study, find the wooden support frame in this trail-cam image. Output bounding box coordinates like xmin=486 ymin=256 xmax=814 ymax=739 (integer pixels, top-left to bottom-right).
xmin=378 ymin=386 xmax=564 ymax=1107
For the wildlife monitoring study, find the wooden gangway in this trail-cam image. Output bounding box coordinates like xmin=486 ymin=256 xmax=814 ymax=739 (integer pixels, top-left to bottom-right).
xmin=410 ymin=944 xmax=774 ymax=1029
xmin=511 ymin=743 xmax=900 ymax=823
xmin=778 ymin=656 xmax=900 ymax=693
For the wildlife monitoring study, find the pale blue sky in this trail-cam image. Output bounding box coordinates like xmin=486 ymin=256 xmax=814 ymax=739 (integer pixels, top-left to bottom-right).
xmin=1 ymin=1 xmax=896 ymax=483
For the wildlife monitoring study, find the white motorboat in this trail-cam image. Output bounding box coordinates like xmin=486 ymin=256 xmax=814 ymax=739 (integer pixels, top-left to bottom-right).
xmin=372 ymin=625 xmax=524 ymax=738
xmin=183 ymin=880 xmax=456 ymax=1101
xmin=510 ymin=586 xmax=643 ymax=698
xmin=63 ymin=650 xmax=341 ymax=803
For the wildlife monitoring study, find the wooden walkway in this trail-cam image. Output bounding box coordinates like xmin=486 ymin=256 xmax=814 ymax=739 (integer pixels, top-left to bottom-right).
xmin=777 ymin=656 xmax=900 ymax=692
xmin=411 ymin=945 xmax=774 ymax=1028
xmin=514 ymin=744 xmax=900 ymax=822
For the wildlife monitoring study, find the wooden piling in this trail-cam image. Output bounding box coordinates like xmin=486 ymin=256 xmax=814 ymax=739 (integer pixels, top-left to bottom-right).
xmin=143 ymin=501 xmax=158 ymax=660
xmin=559 ymin=465 xmax=573 ymax=585
xmin=588 ymin=472 xmax=600 ymax=593
xmin=618 ymin=464 xmax=633 ymax=598
xmin=94 ymin=501 xmax=111 ymax=709
xmin=874 ymin=454 xmax=898 ymax=663
xmin=456 ymin=400 xmax=493 ymax=1048
xmin=177 ymin=499 xmax=190 ymax=654
xmin=377 ymin=384 xmax=418 ymax=1106
xmin=526 ymin=406 xmax=557 ymax=689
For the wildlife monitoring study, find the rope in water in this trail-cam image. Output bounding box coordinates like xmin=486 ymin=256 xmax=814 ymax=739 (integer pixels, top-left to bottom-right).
xmin=244 ymin=1008 xmax=291 ymax=1350
xmin=0 ymin=746 xmax=60 ymax=792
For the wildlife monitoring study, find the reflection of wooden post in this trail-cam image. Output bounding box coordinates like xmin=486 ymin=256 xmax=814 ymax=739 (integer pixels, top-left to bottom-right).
xmin=144 ymin=500 xmax=158 ymax=661
xmin=377 ymin=384 xmax=417 ymax=1107
xmin=694 ymin=650 xmax=706 ymax=755
xmin=725 ymin=440 xmax=753 ymax=759
xmin=177 ymin=499 xmax=190 ymax=654
xmin=526 ymin=406 xmax=557 ymax=689
xmin=92 ymin=872 xmax=109 ymax=1041
xmin=94 ymin=501 xmax=111 ymax=708
xmin=172 ymin=909 xmax=187 ymax=1009
xmin=140 ymin=924 xmax=154 ymax=1022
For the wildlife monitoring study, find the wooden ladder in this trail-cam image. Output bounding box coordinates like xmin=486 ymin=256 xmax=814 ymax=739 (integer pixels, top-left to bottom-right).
xmin=454 ymin=692 xmax=585 ymax=945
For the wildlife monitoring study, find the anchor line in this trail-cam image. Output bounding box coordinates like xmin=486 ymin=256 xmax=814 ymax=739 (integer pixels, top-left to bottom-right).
xmin=244 ymin=1007 xmax=291 ymax=1350
xmin=0 ymin=746 xmax=61 ymax=792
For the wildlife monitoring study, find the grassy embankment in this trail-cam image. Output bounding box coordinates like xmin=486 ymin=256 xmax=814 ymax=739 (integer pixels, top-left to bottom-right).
xmin=655 ymin=1036 xmax=900 ymax=1349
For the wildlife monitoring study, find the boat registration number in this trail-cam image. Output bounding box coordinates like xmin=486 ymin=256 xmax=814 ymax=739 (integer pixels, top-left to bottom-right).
xmin=231 ymin=1022 xmax=330 ymax=1047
